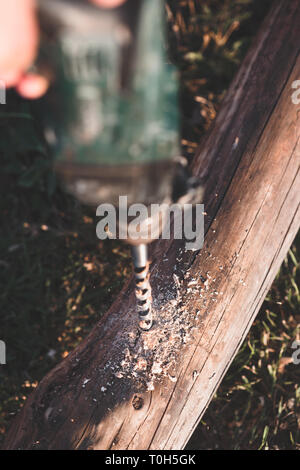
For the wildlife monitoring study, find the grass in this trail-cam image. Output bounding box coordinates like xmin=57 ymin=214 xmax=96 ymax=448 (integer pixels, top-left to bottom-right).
xmin=0 ymin=0 xmax=299 ymax=450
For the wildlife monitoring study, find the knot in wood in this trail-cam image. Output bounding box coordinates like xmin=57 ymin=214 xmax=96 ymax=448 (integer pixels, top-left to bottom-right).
xmin=132 ymin=394 xmax=144 ymax=410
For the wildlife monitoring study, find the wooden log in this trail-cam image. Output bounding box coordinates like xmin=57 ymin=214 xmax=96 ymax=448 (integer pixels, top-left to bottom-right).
xmin=4 ymin=0 xmax=300 ymax=450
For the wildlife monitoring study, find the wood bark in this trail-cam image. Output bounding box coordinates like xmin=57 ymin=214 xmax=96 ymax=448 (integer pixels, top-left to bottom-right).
xmin=4 ymin=0 xmax=300 ymax=450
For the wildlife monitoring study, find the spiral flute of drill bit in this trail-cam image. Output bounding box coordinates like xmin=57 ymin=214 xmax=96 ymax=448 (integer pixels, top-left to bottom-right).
xmin=134 ymin=262 xmax=152 ymax=330
xmin=131 ymin=245 xmax=152 ymax=330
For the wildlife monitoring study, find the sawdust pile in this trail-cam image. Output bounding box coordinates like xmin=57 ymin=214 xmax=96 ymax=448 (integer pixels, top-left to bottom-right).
xmin=98 ymin=248 xmax=217 ymax=393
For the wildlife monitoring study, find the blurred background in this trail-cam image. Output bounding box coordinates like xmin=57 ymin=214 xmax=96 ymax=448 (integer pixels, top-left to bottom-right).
xmin=0 ymin=0 xmax=299 ymax=449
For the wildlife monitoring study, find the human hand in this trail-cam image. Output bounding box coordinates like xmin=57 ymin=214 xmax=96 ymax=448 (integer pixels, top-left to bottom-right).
xmin=0 ymin=0 xmax=126 ymax=100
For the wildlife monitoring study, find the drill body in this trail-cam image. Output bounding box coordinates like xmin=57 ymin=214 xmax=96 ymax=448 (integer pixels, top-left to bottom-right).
xmin=36 ymin=0 xmax=180 ymax=208
xmin=35 ymin=0 xmax=199 ymax=330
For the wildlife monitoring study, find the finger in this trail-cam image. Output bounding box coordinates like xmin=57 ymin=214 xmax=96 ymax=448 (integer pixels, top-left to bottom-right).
xmin=16 ymin=73 xmax=49 ymax=100
xmin=0 ymin=0 xmax=38 ymax=88
xmin=90 ymin=0 xmax=126 ymax=8
xmin=0 ymin=70 xmax=22 ymax=89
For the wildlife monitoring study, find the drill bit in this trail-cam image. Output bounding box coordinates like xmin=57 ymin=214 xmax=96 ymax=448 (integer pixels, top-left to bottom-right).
xmin=131 ymin=244 xmax=152 ymax=330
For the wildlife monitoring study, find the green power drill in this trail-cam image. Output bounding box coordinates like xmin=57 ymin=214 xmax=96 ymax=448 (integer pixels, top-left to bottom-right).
xmin=35 ymin=0 xmax=202 ymax=330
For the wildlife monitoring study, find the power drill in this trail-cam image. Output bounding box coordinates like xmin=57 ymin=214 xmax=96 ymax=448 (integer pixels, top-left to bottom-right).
xmin=35 ymin=0 xmax=202 ymax=330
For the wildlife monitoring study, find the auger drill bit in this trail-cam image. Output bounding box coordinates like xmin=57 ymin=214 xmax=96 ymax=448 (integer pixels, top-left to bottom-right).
xmin=131 ymin=244 xmax=152 ymax=330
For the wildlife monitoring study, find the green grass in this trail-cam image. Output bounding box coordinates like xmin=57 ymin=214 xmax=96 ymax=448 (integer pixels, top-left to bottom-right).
xmin=0 ymin=0 xmax=299 ymax=449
